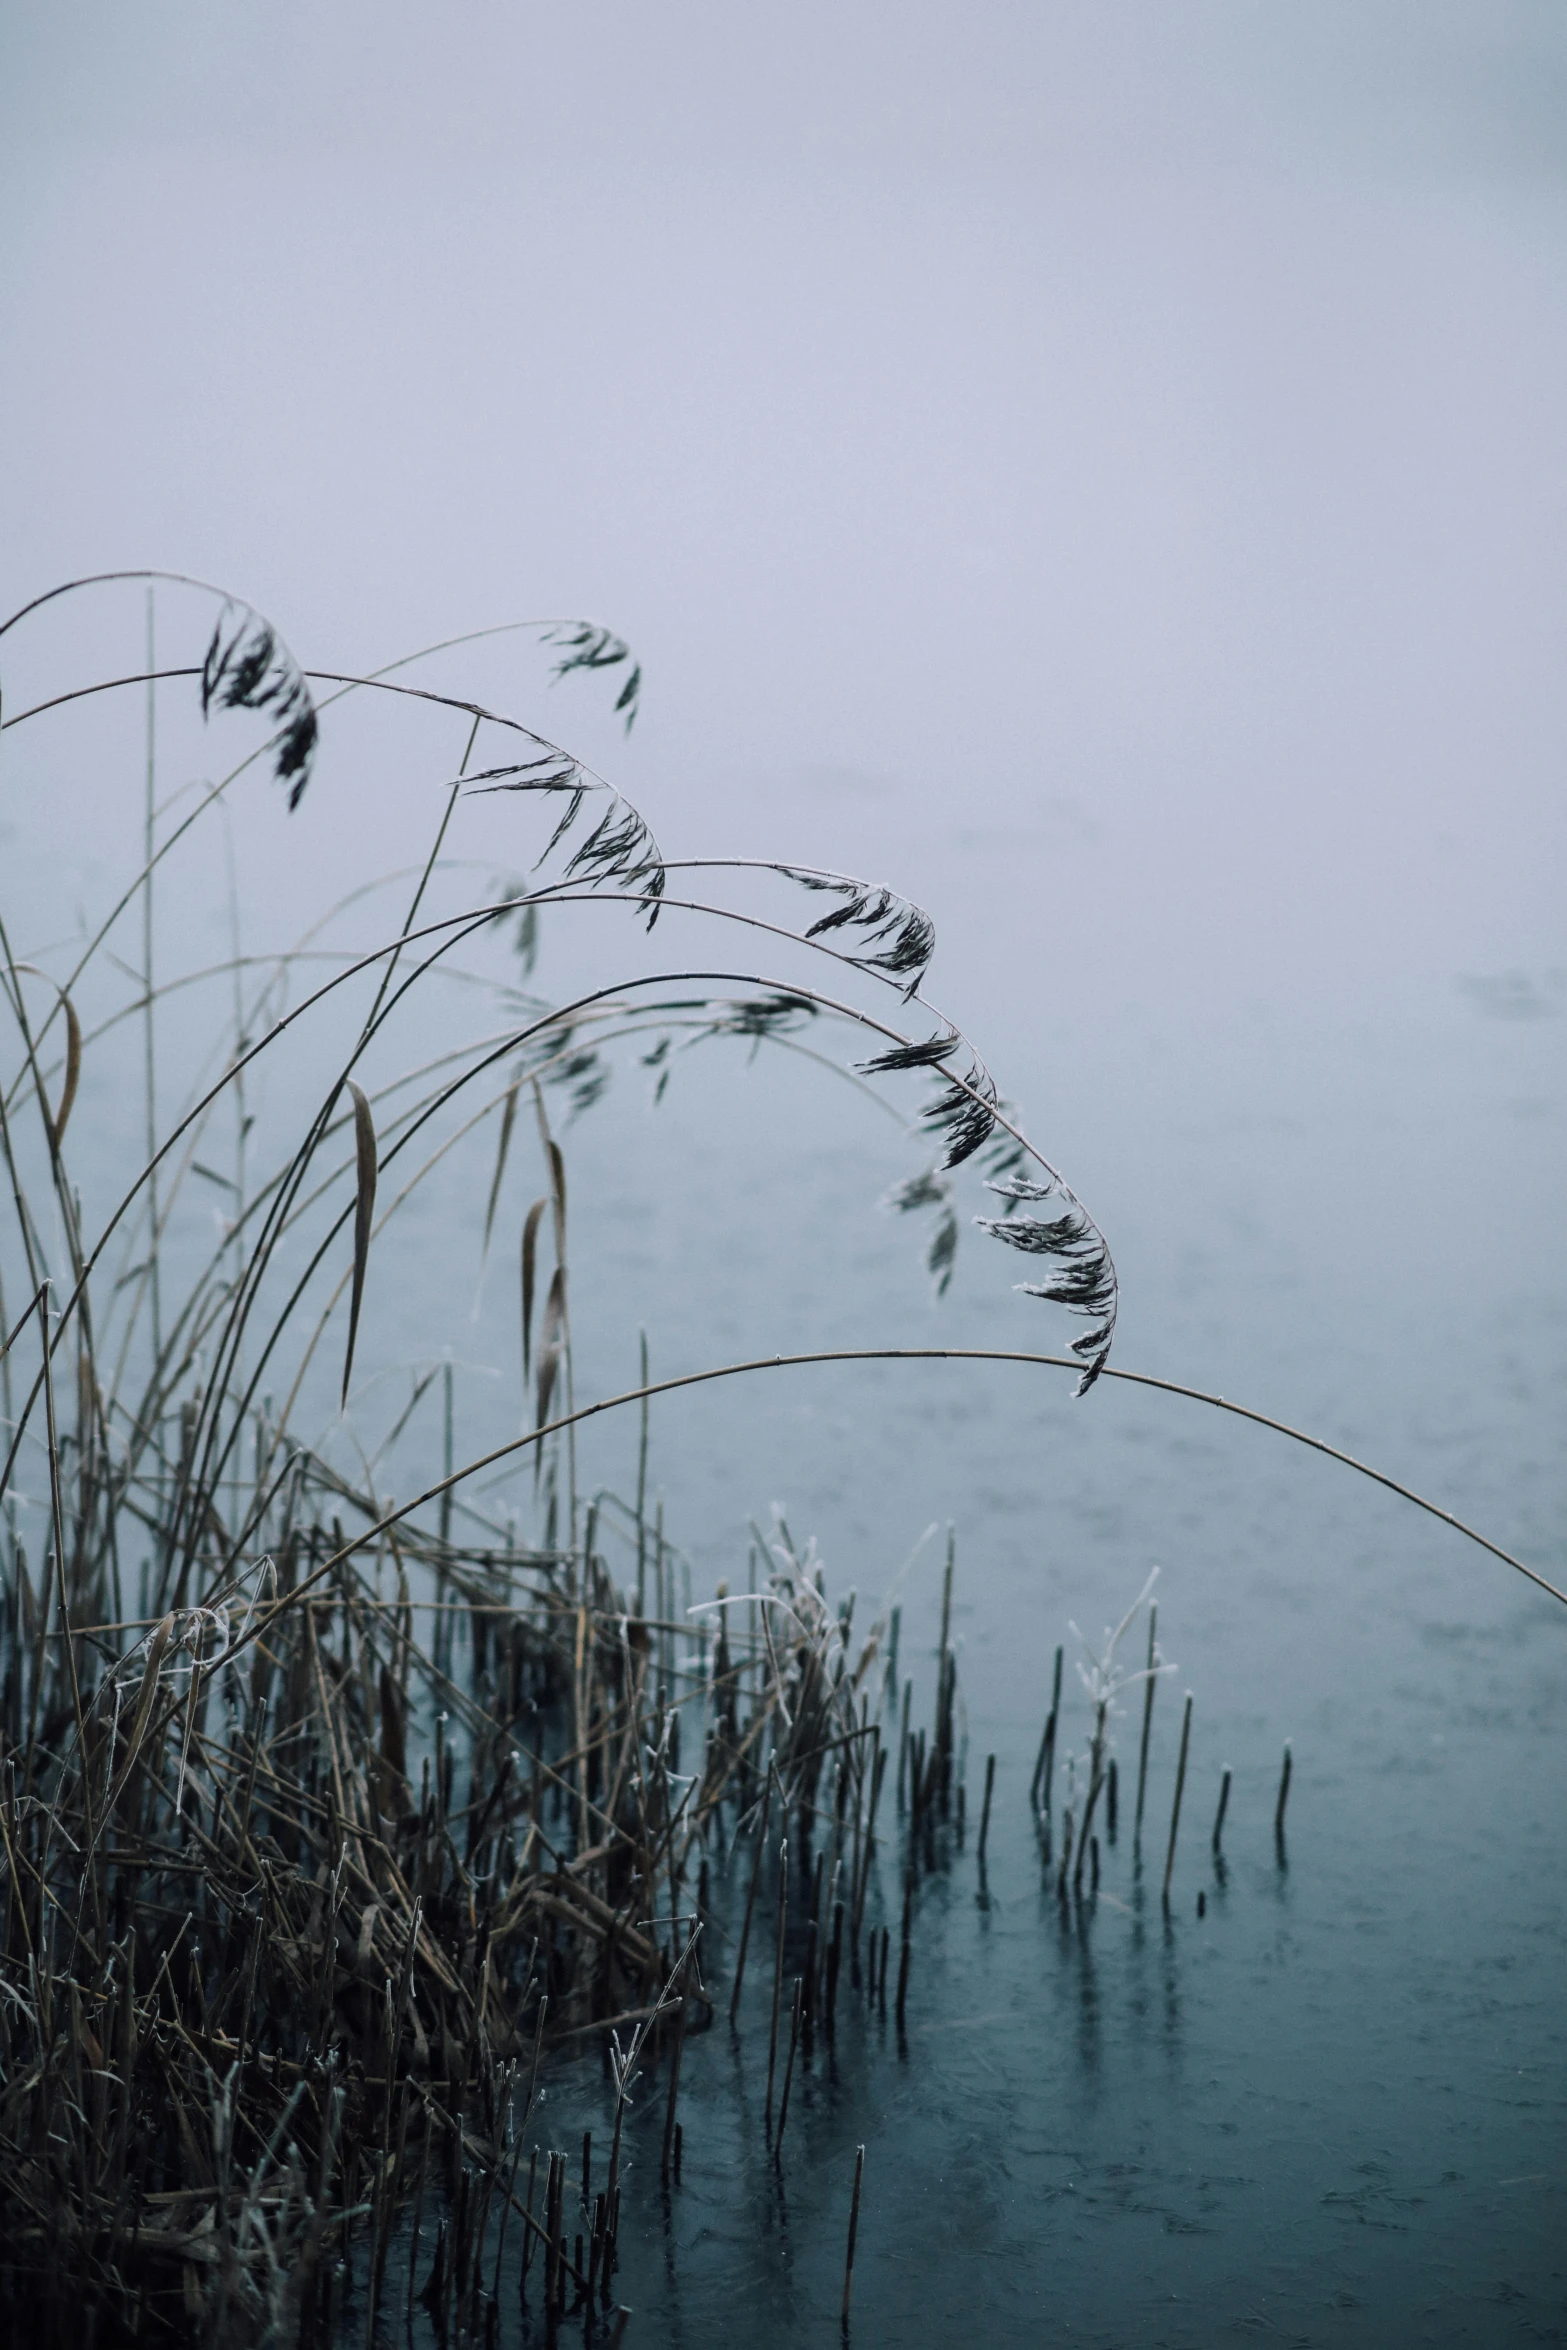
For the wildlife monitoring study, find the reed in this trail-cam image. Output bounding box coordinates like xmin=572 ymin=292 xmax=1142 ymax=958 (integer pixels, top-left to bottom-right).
xmin=1163 ymin=1693 xmax=1195 ymax=1904
xmin=1069 ymin=1574 xmax=1162 ymax=1891
xmin=0 ymin=571 xmax=1108 ymax=2336
xmin=774 ymin=1975 xmax=804 ymax=2144
xmin=1134 ymin=1602 xmax=1159 ymax=1840
xmin=1030 ymin=1643 xmax=1063 ymax=1814
xmin=1275 ymin=1741 xmax=1293 ymax=1845
xmin=1212 ymin=1765 xmax=1232 ymax=1855
xmin=842 ymin=2143 xmax=866 ymax=2324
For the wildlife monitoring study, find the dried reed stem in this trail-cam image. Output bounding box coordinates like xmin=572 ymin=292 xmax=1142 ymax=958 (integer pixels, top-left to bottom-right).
xmin=1162 ymin=1691 xmax=1193 ymax=1902
xmin=842 ymin=2142 xmax=866 ymax=2323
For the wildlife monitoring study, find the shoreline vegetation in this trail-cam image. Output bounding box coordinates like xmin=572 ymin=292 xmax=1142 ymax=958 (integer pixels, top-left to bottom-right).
xmin=0 ymin=573 xmax=1548 ymax=2344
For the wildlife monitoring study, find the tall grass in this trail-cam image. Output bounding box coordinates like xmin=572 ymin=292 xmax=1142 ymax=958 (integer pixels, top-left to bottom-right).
xmin=0 ymin=571 xmax=1120 ymax=2341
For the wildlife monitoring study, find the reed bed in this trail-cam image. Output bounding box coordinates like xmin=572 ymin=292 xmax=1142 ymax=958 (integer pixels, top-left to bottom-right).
xmin=0 ymin=571 xmax=1101 ymax=2343
xmin=0 ymin=1447 xmax=908 ymax=2342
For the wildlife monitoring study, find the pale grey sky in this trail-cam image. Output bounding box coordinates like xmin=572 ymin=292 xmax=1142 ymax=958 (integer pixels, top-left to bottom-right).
xmin=1 ymin=2 xmax=1563 ymax=1146
xmin=0 ymin=0 xmax=1562 ymax=1593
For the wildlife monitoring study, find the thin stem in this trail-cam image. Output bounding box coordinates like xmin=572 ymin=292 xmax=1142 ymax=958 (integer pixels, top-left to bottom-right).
xmin=143 ymin=591 xmax=162 ymax=1374
xmin=215 ymin=1342 xmax=1564 ymax=1679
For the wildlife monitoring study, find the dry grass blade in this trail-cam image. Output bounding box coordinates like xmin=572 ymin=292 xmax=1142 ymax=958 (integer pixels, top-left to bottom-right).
xmin=482 ymin=1078 xmax=521 ymax=1260
xmin=341 ymin=1080 xmax=378 ymax=1407
xmin=535 ymin=1269 xmax=565 ymax=1432
xmin=11 ymin=965 xmax=82 ymax=1151
xmin=104 ymin=1613 xmax=176 ymax=1812
xmin=521 ymin=1197 xmax=548 ymax=1382
xmin=546 ymin=1136 xmax=567 ymax=1245
xmin=50 ymin=991 xmax=80 ymax=1149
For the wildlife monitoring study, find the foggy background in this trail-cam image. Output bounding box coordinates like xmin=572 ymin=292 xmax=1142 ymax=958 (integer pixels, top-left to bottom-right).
xmin=1 ymin=1 xmax=1563 ymax=1578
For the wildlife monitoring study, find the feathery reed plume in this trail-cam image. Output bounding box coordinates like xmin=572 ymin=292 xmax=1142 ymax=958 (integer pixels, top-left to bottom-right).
xmin=544 ymin=622 xmax=642 ymax=730
xmin=782 ymin=868 xmax=935 ymax=995
xmin=201 ymin=599 xmax=319 ymax=806
xmin=975 ymin=1175 xmax=1117 ymax=1394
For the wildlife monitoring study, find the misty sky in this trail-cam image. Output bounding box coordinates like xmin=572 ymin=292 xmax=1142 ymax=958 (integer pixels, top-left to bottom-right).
xmin=1 ymin=4 xmax=1564 ymax=1449
xmin=4 ymin=6 xmax=1564 ymax=985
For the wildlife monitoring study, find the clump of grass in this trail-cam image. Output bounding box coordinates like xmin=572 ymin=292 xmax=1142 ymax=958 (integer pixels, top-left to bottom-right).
xmin=0 ymin=571 xmax=1087 ymax=2342
xmin=0 ymin=1476 xmax=896 ymax=2339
